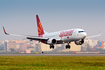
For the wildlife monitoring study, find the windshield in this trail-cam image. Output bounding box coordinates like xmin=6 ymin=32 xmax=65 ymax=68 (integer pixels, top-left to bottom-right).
xmin=78 ymin=31 xmax=85 ymax=33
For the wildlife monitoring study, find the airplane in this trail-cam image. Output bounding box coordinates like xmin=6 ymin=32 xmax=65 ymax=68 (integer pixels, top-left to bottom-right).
xmin=2 ymin=15 xmax=101 ymax=49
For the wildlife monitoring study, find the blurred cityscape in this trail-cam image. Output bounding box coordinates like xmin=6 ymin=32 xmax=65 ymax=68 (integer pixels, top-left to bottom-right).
xmin=0 ymin=39 xmax=105 ymax=53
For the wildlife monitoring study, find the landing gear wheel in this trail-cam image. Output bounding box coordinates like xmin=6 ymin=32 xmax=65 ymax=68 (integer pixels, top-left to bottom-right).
xmin=79 ymin=39 xmax=84 ymax=45
xmin=66 ymin=45 xmax=70 ymax=49
xmin=42 ymin=52 xmax=44 ymax=54
xmin=50 ymin=45 xmax=54 ymax=49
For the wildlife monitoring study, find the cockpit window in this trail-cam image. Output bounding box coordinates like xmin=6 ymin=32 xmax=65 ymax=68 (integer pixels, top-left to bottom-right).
xmin=78 ymin=31 xmax=85 ymax=33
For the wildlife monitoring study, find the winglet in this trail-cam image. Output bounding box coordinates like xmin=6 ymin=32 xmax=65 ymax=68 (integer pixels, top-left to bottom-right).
xmin=2 ymin=26 xmax=9 ymax=35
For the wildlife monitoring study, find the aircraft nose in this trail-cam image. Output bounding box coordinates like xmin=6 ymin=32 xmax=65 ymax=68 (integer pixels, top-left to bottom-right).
xmin=84 ymin=32 xmax=87 ymax=38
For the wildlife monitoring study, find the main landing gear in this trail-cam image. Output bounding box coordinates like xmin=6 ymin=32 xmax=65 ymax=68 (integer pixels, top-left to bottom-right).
xmin=50 ymin=43 xmax=71 ymax=49
xmin=50 ymin=44 xmax=54 ymax=49
xmin=66 ymin=43 xmax=71 ymax=49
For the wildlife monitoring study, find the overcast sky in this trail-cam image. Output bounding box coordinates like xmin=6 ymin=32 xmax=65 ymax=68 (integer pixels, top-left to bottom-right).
xmin=0 ymin=0 xmax=105 ymax=41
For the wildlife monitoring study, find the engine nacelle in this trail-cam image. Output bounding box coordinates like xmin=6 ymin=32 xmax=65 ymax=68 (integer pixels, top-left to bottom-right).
xmin=47 ymin=39 xmax=57 ymax=44
xmin=75 ymin=39 xmax=84 ymax=45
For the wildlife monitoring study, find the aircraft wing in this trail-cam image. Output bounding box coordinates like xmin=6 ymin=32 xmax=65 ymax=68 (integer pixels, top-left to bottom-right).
xmin=86 ymin=34 xmax=101 ymax=39
xmin=2 ymin=26 xmax=48 ymax=41
xmin=27 ymin=37 xmax=48 ymax=41
xmin=86 ymin=28 xmax=101 ymax=39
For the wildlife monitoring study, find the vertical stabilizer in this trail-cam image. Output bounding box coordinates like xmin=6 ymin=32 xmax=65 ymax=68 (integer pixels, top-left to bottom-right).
xmin=36 ymin=15 xmax=44 ymax=37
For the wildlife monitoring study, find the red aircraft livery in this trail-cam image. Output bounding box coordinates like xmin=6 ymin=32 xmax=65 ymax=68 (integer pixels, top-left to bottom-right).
xmin=59 ymin=30 xmax=74 ymax=38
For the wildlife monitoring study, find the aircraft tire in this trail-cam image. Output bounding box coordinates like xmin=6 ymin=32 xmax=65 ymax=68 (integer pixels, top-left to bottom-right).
xmin=66 ymin=45 xmax=70 ymax=49
xmin=50 ymin=45 xmax=54 ymax=49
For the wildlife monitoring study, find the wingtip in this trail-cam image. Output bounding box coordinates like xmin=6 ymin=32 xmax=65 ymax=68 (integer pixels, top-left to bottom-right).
xmin=2 ymin=26 xmax=9 ymax=35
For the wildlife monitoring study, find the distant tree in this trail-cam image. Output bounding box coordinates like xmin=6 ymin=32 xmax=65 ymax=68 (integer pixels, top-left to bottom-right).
xmin=103 ymin=50 xmax=105 ymax=52
xmin=31 ymin=50 xmax=34 ymax=53
xmin=86 ymin=45 xmax=92 ymax=51
xmin=86 ymin=46 xmax=90 ymax=51
xmin=9 ymin=48 xmax=15 ymax=52
xmin=96 ymin=48 xmax=103 ymax=51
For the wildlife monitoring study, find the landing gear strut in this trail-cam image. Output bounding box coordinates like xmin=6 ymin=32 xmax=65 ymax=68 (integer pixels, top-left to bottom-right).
xmin=50 ymin=44 xmax=54 ymax=49
xmin=66 ymin=43 xmax=71 ymax=49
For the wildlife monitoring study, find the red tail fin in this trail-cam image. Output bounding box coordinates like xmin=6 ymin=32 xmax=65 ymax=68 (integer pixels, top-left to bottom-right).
xmin=36 ymin=15 xmax=44 ymax=37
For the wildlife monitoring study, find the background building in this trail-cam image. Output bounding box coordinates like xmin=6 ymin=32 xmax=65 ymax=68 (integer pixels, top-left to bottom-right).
xmin=7 ymin=40 xmax=16 ymax=52
xmin=4 ymin=41 xmax=8 ymax=52
xmin=0 ymin=38 xmax=105 ymax=53
xmin=97 ymin=41 xmax=104 ymax=49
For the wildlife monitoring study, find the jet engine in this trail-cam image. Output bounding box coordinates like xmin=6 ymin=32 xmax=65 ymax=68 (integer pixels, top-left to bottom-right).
xmin=75 ymin=39 xmax=84 ymax=45
xmin=47 ymin=39 xmax=57 ymax=44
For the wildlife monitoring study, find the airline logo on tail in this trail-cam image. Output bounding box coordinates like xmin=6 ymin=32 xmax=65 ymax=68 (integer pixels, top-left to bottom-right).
xmin=36 ymin=15 xmax=44 ymax=37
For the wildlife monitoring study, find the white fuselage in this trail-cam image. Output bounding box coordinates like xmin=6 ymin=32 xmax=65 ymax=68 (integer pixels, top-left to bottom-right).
xmin=43 ymin=28 xmax=87 ymax=44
